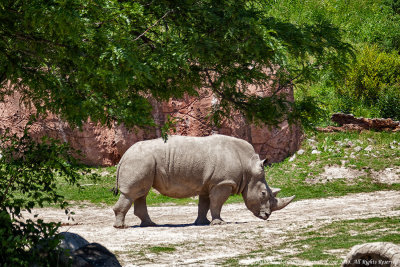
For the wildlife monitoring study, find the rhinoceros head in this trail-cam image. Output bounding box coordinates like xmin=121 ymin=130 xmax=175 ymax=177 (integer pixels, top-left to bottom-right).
xmin=242 ymin=157 xmax=295 ymax=220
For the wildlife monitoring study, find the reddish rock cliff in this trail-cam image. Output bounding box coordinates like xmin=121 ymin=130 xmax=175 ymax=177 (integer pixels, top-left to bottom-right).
xmin=0 ymin=82 xmax=302 ymax=166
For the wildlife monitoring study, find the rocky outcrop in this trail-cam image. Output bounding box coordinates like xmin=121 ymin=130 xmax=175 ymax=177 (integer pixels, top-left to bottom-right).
xmin=318 ymin=113 xmax=400 ymax=133
xmin=154 ymin=84 xmax=302 ymax=164
xmin=0 ymin=82 xmax=302 ymax=166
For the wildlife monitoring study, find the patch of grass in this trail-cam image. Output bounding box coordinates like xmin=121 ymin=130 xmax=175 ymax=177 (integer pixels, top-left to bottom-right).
xmin=222 ymin=258 xmax=240 ymax=266
xmin=276 ymin=181 xmax=400 ymax=201
xmin=148 ymin=246 xmax=176 ymax=254
xmin=222 ymin=216 xmax=400 ymax=266
xmin=265 ymin=131 xmax=400 ymax=201
xmin=114 ymin=247 xmax=155 ymax=264
xmin=56 ymin=166 xmax=118 ymax=205
xmin=221 ymin=248 xmax=267 ymax=266
xmin=290 ymin=217 xmax=400 ymax=263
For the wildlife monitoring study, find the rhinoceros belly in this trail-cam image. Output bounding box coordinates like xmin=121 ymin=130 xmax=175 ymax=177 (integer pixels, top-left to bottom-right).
xmin=152 ymin=174 xmax=206 ymax=198
xmin=152 ymin=160 xmax=208 ymax=198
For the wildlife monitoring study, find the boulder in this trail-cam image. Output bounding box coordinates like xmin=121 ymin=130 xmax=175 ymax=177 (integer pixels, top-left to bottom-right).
xmin=71 ymin=243 xmax=122 ymax=267
xmin=58 ymin=232 xmax=90 ymax=252
xmin=54 ymin=232 xmax=121 ymax=267
xmin=0 ymin=81 xmax=302 ymax=166
xmin=318 ymin=113 xmax=400 ymax=132
xmin=342 ymin=242 xmax=400 ymax=267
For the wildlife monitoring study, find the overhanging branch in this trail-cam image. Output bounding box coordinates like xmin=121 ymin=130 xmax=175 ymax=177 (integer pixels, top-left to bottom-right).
xmin=133 ymin=9 xmax=173 ymax=42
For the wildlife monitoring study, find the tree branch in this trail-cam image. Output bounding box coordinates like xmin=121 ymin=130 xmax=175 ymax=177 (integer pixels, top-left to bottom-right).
xmin=204 ymin=69 xmax=250 ymax=110
xmin=273 ymin=64 xmax=322 ymax=96
xmin=132 ymin=31 xmax=156 ymax=50
xmin=133 ymin=9 xmax=173 ymax=42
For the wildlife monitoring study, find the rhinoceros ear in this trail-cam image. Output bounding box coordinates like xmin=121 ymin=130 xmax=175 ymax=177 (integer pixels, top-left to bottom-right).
xmin=271 ymin=187 xmax=281 ymax=197
xmin=271 ymin=195 xmax=295 ymax=211
xmin=261 ymin=156 xmax=271 ymax=167
xmin=261 ymin=158 xmax=267 ymax=166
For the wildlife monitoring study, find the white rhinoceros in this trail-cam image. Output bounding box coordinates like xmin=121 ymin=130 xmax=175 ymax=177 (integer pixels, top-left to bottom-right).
xmin=112 ymin=135 xmax=294 ymax=228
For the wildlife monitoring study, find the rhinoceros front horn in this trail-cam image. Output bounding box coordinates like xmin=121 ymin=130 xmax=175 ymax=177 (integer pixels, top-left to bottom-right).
xmin=272 ymin=195 xmax=295 ymax=211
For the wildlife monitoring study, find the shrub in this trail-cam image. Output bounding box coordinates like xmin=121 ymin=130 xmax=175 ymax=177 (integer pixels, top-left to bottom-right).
xmin=336 ymin=95 xmax=382 ymax=119
xmin=266 ymin=0 xmax=400 ymax=52
xmin=342 ymin=45 xmax=400 ymax=103
xmin=377 ymin=86 xmax=400 ymax=120
xmin=334 ymin=45 xmax=400 ymax=120
xmin=0 ymin=126 xmax=93 ymax=266
xmin=385 ymin=0 xmax=400 ymax=15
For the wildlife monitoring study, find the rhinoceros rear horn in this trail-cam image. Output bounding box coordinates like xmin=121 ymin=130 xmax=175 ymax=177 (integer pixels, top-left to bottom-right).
xmin=272 ymin=195 xmax=295 ymax=211
xmin=271 ymin=187 xmax=281 ymax=197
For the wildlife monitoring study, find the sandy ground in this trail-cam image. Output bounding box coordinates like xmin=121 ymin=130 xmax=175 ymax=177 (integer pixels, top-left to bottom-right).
xmin=25 ymin=190 xmax=400 ymax=266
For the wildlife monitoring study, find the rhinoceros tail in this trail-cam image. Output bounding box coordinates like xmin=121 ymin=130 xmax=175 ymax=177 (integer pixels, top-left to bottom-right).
xmin=111 ymin=163 xmax=121 ymax=196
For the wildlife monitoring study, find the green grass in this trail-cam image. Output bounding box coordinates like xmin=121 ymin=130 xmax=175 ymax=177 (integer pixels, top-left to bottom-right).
xmin=56 ymin=166 xmax=118 ymax=205
xmin=275 ymin=181 xmax=399 ymax=201
xmin=222 ymin=216 xmax=400 ymax=266
xmin=266 ymin=131 xmax=400 ymax=200
xmin=286 ymin=217 xmax=400 ymax=264
xmin=56 ymin=131 xmax=400 ymax=206
xmin=148 ymin=246 xmax=176 ymax=254
xmin=114 ymin=245 xmax=178 ymax=264
xmin=293 ymin=217 xmax=400 ymax=261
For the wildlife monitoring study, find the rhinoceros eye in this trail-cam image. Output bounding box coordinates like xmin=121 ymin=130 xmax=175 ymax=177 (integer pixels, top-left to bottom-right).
xmin=261 ymin=191 xmax=267 ymax=197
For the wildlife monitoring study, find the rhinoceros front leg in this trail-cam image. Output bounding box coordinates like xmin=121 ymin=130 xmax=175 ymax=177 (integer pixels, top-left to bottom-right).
xmin=134 ymin=196 xmax=156 ymax=227
xmin=113 ymin=193 xmax=133 ymax=228
xmin=194 ymin=194 xmax=211 ymax=225
xmin=209 ymin=185 xmax=232 ymax=225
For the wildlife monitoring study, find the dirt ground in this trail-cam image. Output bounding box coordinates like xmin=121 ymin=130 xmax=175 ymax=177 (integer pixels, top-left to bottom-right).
xmin=25 ymin=190 xmax=400 ymax=266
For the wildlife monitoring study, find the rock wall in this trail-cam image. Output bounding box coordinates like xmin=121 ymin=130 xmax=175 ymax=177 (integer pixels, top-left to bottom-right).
xmin=0 ymin=82 xmax=302 ymax=166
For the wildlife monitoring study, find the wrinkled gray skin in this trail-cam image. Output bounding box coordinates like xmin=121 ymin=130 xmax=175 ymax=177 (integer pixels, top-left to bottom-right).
xmin=112 ymin=135 xmax=295 ymax=228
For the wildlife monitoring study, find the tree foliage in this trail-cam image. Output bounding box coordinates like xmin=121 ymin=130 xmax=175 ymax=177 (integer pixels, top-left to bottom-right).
xmin=0 ymin=2 xmax=354 ymax=263
xmin=0 ymin=0 xmax=353 ymax=128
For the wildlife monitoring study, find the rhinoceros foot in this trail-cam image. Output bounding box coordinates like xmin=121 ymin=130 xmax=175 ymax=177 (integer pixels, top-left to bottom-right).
xmin=140 ymin=221 xmax=157 ymax=227
xmin=113 ymin=223 xmax=129 ymax=229
xmin=194 ymin=218 xmax=211 ymax=226
xmin=210 ymin=219 xmax=227 ymax=226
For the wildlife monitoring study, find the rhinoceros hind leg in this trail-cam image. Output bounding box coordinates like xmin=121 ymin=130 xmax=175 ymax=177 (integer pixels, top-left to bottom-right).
xmin=134 ymin=196 xmax=156 ymax=227
xmin=113 ymin=194 xmax=133 ymax=228
xmin=194 ymin=195 xmax=210 ymax=225
xmin=209 ymin=185 xmax=231 ymax=226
